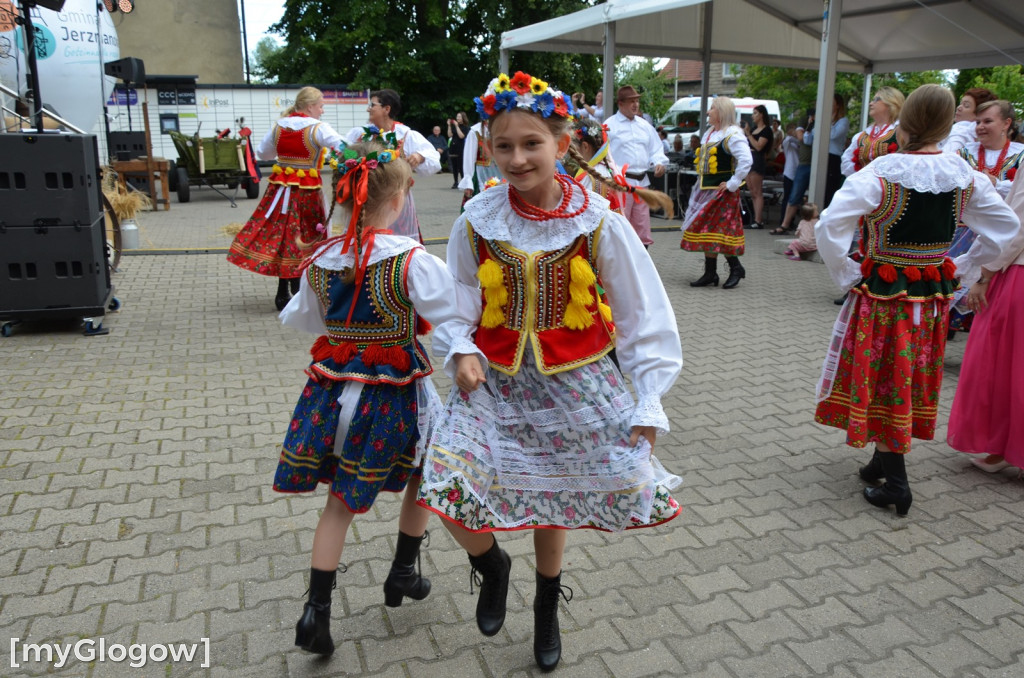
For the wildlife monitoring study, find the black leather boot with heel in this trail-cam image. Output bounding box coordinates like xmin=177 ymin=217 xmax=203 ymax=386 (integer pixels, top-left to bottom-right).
xmin=295 ymin=567 xmax=336 ymax=655
xmin=863 ymin=451 xmax=912 ymax=516
xmin=689 ymin=257 xmax=719 ymax=287
xmin=533 ymin=570 xmax=573 ymax=672
xmin=383 ymin=530 xmax=431 ymax=607
xmin=723 ymin=256 xmax=746 ymax=289
xmin=859 ymin=447 xmax=885 ymax=484
xmin=468 ymin=538 xmax=511 ymax=636
xmin=288 ymin=277 xmax=300 ymax=295
xmin=275 ymin=278 xmax=291 ymax=311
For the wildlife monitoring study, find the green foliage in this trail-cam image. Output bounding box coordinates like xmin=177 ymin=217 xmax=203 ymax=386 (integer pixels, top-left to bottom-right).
xmin=963 ymin=66 xmax=1024 ymax=110
xmin=249 ymin=37 xmax=283 ymax=84
xmin=737 ymin=66 xmax=947 ymax=126
xmin=615 ymin=59 xmax=674 ymax=121
xmin=261 ymin=0 xmax=603 ymax=132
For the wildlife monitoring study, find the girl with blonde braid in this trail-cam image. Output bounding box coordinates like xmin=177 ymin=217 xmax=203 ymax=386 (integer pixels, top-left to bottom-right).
xmin=418 ymin=72 xmax=683 ymax=672
xmin=272 ymin=142 xmax=476 ymax=656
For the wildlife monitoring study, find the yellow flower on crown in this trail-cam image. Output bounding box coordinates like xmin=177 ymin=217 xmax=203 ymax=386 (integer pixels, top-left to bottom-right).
xmin=495 ymin=73 xmax=511 ymax=93
xmin=530 ymin=77 xmax=548 ymax=95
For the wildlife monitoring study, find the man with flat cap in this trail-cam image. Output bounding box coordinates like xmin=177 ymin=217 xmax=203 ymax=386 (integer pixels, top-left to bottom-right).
xmin=604 ymin=85 xmax=669 ymax=247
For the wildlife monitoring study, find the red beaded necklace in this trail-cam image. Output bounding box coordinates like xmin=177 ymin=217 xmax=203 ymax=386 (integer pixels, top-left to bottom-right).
xmin=976 ymin=138 xmax=1010 ymax=176
xmin=508 ymin=174 xmax=589 ymax=221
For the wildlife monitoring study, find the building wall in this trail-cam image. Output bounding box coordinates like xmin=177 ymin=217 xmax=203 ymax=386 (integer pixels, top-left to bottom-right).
xmin=113 ymin=1 xmax=243 ymax=84
xmin=669 ymin=63 xmax=741 ymax=99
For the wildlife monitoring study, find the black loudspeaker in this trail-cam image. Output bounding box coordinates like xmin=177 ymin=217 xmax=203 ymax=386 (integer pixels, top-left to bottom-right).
xmin=108 ymin=131 xmax=146 ymax=159
xmin=0 ymin=134 xmax=101 ymax=227
xmin=0 ymin=133 xmax=110 ymax=323
xmin=104 ymin=57 xmax=146 ymax=85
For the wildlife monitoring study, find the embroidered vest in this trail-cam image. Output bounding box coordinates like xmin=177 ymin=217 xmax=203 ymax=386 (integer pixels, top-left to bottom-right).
xmin=306 ymin=250 xmax=432 ymax=385
xmin=852 ymin=125 xmax=899 ymax=172
xmin=957 ymin=145 xmax=1024 ymax=179
xmin=696 ymin=132 xmax=741 ymax=190
xmin=269 ymin=124 xmax=326 ymax=189
xmin=857 ymin=179 xmax=972 ymax=301
xmin=470 ymin=223 xmax=616 ymax=376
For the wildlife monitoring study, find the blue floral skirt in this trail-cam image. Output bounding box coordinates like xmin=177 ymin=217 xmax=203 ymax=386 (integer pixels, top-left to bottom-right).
xmin=273 ymin=375 xmax=421 ymax=512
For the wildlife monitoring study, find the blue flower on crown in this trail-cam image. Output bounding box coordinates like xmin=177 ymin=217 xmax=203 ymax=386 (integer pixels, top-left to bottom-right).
xmin=532 ymin=92 xmax=555 ymax=118
xmin=495 ymin=90 xmax=518 ymax=112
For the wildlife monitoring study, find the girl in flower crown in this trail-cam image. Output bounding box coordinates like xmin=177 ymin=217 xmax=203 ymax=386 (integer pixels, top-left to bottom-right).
xmin=417 ymin=71 xmax=683 ymax=672
xmin=343 ymin=89 xmax=441 ymax=242
xmin=272 ymin=141 xmax=477 ymax=656
xmin=228 ymin=86 xmax=347 ymax=311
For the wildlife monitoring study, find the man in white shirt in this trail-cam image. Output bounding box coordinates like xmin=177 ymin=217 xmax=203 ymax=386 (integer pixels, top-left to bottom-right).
xmin=604 ymin=85 xmax=668 ymax=246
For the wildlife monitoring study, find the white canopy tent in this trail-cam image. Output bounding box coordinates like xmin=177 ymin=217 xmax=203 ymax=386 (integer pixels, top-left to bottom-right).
xmin=500 ymin=0 xmax=1024 ymax=203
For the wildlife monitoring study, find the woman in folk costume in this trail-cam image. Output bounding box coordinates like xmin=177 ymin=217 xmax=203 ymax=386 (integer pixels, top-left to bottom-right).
xmin=417 ymin=71 xmax=681 ymax=672
xmin=273 ymin=142 xmax=477 ymax=656
xmin=228 ymin=86 xmax=345 ymax=310
xmin=947 ymin=99 xmax=1024 ymax=336
xmin=343 ymin=89 xmax=440 ymax=241
xmin=570 ymin=116 xmax=623 ymax=213
xmin=813 ymin=85 xmax=1020 ymax=517
xmin=458 ymin=120 xmax=504 ymax=203
xmin=939 ymin=87 xmax=997 ymax=153
xmin=841 ymin=86 xmax=904 ymax=177
xmin=680 ymin=96 xmax=753 ymax=289
xmin=947 ymin=165 xmax=1024 ymax=475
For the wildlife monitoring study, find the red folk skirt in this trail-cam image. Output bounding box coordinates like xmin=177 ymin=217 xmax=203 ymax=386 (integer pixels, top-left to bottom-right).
xmin=680 ymin=188 xmax=745 ymax=256
xmin=227 ymin=184 xmax=326 ymax=278
xmin=815 ymin=292 xmax=950 ymax=453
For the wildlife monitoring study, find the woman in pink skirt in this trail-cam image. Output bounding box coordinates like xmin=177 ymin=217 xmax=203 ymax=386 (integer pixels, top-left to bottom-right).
xmin=947 ymin=171 xmax=1024 ymax=473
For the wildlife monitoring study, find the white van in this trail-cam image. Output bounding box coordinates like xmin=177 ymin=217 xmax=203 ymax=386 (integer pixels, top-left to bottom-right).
xmin=660 ymin=96 xmax=781 ymax=146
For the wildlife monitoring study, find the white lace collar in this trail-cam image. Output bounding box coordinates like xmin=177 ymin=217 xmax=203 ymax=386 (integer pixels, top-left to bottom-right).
xmin=869 ymin=153 xmax=975 ymax=193
xmin=310 ymin=233 xmax=421 ymax=270
xmin=462 ymin=182 xmax=611 ymax=252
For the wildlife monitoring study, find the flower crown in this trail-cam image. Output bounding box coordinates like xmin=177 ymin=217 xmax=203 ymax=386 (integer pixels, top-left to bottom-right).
xmin=573 ymin=119 xmax=608 ymax=145
xmin=360 ymin=125 xmax=399 ymax=149
xmin=328 ymin=147 xmax=399 ymax=178
xmin=474 ymin=71 xmax=576 ymax=121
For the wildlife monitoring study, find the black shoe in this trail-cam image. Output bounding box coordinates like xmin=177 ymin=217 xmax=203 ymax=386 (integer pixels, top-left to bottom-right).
xmin=689 ymin=258 xmax=719 ymax=287
xmin=295 ymin=568 xmax=336 ymax=655
xmin=451 ymin=183 xmax=459 ymax=189
xmin=747 ymin=221 xmax=763 ymax=230
xmin=863 ymin=451 xmax=912 ymax=516
xmin=722 ymin=256 xmax=745 ymax=289
xmin=859 ymin=447 xmax=884 ymax=484
xmin=834 ymin=292 xmax=849 ymax=306
xmin=275 ymin=278 xmax=292 ymax=311
xmin=468 ymin=539 xmax=512 ymax=637
xmin=534 ymin=570 xmax=573 ymax=672
xmin=289 ymin=277 xmax=300 ymax=295
xmin=383 ymin=531 xmax=431 ymax=607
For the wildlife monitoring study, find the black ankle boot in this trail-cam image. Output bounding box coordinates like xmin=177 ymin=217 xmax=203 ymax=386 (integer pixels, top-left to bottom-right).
xmin=863 ymin=451 xmax=912 ymax=516
xmin=295 ymin=567 xmax=336 ymax=655
xmin=468 ymin=538 xmax=511 ymax=637
xmin=689 ymin=257 xmax=719 ymax=287
xmin=722 ymin=256 xmax=746 ymax=289
xmin=288 ymin=277 xmax=300 ymax=295
xmin=275 ymin=278 xmax=291 ymax=311
xmin=534 ymin=570 xmax=573 ymax=672
xmin=859 ymin=447 xmax=885 ymax=484
xmin=383 ymin=531 xmax=431 ymax=607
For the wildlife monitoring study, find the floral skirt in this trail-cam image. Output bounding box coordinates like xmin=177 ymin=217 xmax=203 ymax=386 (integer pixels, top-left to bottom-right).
xmin=273 ymin=375 xmax=421 ymax=512
xmin=947 ymin=265 xmax=1024 ymax=465
xmin=417 ymin=353 xmax=682 ymax=532
xmin=227 ymin=184 xmax=326 ymax=278
xmin=680 ymin=187 xmax=745 ymax=256
xmin=815 ymin=292 xmax=949 ymax=453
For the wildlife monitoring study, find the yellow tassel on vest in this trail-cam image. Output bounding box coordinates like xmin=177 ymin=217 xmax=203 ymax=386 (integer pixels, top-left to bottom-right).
xmin=272 ymin=164 xmax=283 ymax=174
xmin=284 ymin=167 xmax=295 ymax=175
xmin=478 ymin=259 xmax=507 ymax=328
xmin=297 ymin=169 xmax=307 ymax=178
xmin=599 ymin=302 xmax=613 ymax=323
xmin=563 ymin=255 xmax=596 ymax=330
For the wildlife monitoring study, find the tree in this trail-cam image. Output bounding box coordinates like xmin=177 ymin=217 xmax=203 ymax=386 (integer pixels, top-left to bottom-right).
xmin=249 ymin=37 xmax=283 ymax=84
xmin=615 ymin=58 xmax=673 ymax=121
xmin=962 ymin=66 xmax=1024 ymax=110
xmin=736 ymin=66 xmax=947 ymax=125
xmin=261 ymin=0 xmax=602 ymax=132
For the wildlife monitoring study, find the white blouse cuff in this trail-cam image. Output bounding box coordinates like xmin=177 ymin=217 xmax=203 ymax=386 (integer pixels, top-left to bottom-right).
xmin=838 ymin=258 xmax=863 ymax=293
xmin=631 ymin=393 xmax=670 ymax=434
xmin=953 ymin=254 xmax=980 ymax=288
xmin=444 ymin=337 xmax=486 ymax=379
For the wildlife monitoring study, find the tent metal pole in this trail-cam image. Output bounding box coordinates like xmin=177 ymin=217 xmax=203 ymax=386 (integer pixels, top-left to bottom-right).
xmin=602 ymin=21 xmax=616 ymax=119
xmin=861 ymin=72 xmax=872 ymax=131
xmin=699 ymin=2 xmax=713 ymax=136
xmin=810 ymin=0 xmax=842 ymax=206
xmin=500 ymin=48 xmax=509 ymax=75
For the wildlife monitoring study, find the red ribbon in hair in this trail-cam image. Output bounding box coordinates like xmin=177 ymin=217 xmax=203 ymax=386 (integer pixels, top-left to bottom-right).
xmin=612 ymin=164 xmax=637 ymax=193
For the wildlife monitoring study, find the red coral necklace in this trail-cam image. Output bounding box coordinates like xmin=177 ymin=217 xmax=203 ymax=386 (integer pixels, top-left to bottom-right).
xmin=508 ymin=174 xmax=589 ymax=221
xmin=976 ymin=139 xmax=1010 ymax=177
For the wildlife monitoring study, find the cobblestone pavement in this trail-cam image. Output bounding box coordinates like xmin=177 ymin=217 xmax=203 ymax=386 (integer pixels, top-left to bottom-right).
xmin=2 ymin=172 xmax=1023 ymax=678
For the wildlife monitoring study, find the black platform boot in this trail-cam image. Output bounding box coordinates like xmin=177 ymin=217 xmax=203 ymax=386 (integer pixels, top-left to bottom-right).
xmin=863 ymin=451 xmax=912 ymax=516
xmin=689 ymin=257 xmax=719 ymax=287
xmin=722 ymin=256 xmax=746 ymax=289
xmin=468 ymin=538 xmax=512 ymax=637
xmin=275 ymin=278 xmax=291 ymax=311
xmin=383 ymin=531 xmax=431 ymax=607
xmin=859 ymin=447 xmax=885 ymax=484
xmin=295 ymin=567 xmax=336 ymax=655
xmin=288 ymin=277 xmax=300 ymax=295
xmin=534 ymin=570 xmax=573 ymax=672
